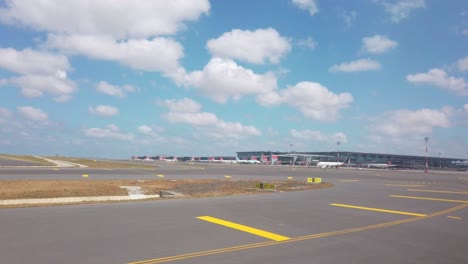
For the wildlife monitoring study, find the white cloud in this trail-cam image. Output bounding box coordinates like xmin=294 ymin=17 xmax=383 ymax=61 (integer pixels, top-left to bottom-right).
xmin=161 ymin=98 xmax=261 ymax=140
xmin=9 ymin=75 xmax=77 ymax=102
xmin=0 ymin=0 xmax=210 ymax=39
xmin=292 ymin=0 xmax=318 ymax=16
xmin=458 ymin=56 xmax=468 ymax=71
xmin=0 ymin=48 xmax=70 ymax=75
xmin=290 ymin=129 xmax=347 ymax=143
xmin=0 ymin=108 xmax=12 ymax=123
xmin=17 ymin=106 xmax=48 ymax=122
xmin=257 ymin=82 xmax=354 ymax=121
xmin=362 ymin=35 xmax=398 ymax=54
xmin=206 ymin=28 xmax=291 ymax=64
xmin=137 ymin=125 xmax=162 ymax=139
xmin=379 ymin=0 xmax=425 ymax=23
xmin=406 ymin=68 xmax=468 ymax=96
xmin=88 ymin=105 xmax=119 ymax=117
xmin=184 ymin=57 xmax=277 ymax=103
xmin=83 ymin=124 xmax=134 ymax=141
xmin=138 ymin=125 xmax=153 ymax=135
xmin=0 ymin=48 xmax=77 ymax=101
xmin=158 ymin=97 xmax=202 ymax=112
xmin=371 ymin=108 xmax=451 ymax=137
xmin=46 ymin=34 xmax=185 ymax=75
xmin=295 ymin=37 xmax=317 ymax=49
xmin=330 ymin=58 xmax=381 ymax=72
xmin=96 ymin=81 xmax=135 ymax=98
xmin=341 ymin=10 xmax=357 ymax=28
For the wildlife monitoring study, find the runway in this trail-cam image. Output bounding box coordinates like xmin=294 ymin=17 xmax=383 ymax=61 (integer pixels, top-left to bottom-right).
xmin=0 ymin=163 xmax=467 ymax=264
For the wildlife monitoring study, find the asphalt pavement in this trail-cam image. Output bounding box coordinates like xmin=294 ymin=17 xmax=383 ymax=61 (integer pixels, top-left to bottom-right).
xmin=0 ymin=163 xmax=467 ymax=264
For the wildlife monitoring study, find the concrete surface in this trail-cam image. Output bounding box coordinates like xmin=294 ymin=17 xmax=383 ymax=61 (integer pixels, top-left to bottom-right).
xmin=0 ymin=163 xmax=466 ymax=264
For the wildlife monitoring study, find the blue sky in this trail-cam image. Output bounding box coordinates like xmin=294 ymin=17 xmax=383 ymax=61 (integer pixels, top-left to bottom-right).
xmin=0 ymin=0 xmax=467 ymax=159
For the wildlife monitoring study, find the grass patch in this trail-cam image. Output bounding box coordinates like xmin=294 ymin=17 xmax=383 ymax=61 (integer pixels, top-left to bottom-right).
xmin=46 ymin=157 xmax=157 ymax=169
xmin=0 ymin=154 xmax=55 ymax=166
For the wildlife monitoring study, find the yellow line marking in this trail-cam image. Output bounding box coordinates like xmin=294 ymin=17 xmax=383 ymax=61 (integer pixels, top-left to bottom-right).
xmin=339 ymin=180 xmax=360 ymax=182
xmin=82 ymin=174 xmax=88 ymax=178
xmin=330 ymin=203 xmax=426 ymax=217
xmin=407 ymin=189 xmax=468 ymax=194
xmin=196 ymin=216 xmax=290 ymax=242
xmin=287 ymin=176 xmax=293 ymax=180
xmin=156 ymin=174 xmax=165 ymax=178
xmin=129 ymin=203 xmax=468 ymax=264
xmin=52 ymin=168 xmax=59 ymax=171
xmin=224 ymin=175 xmax=232 ymax=178
xmin=447 ymin=216 xmax=462 ymax=220
xmin=390 ymin=195 xmax=468 ymax=203
xmin=385 ymin=184 xmax=425 ymax=187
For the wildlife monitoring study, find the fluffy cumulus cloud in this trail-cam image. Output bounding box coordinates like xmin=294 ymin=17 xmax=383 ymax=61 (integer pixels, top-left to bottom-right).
xmin=371 ymin=108 xmax=451 ymax=137
xmin=257 ymin=82 xmax=354 ymax=121
xmin=458 ymin=56 xmax=468 ymax=71
xmin=0 ymin=1 xmax=210 ymax=80
xmin=329 ymin=58 xmax=381 ymax=72
xmin=9 ymin=74 xmax=77 ymax=102
xmin=206 ymin=28 xmax=291 ymax=64
xmin=47 ymin=35 xmax=185 ymax=75
xmin=96 ymin=81 xmax=135 ymax=98
xmin=0 ymin=0 xmax=210 ymax=39
xmin=160 ymin=98 xmax=261 ymax=140
xmin=17 ymin=106 xmax=48 ymax=122
xmin=158 ymin=97 xmax=202 ymax=112
xmin=0 ymin=48 xmax=70 ymax=75
xmin=290 ymin=129 xmax=347 ymax=143
xmin=362 ymin=35 xmax=398 ymax=54
xmin=0 ymin=48 xmax=77 ymax=101
xmin=292 ymin=0 xmax=318 ymax=16
xmin=88 ymin=105 xmax=119 ymax=117
xmin=377 ymin=0 xmax=425 ymax=23
xmin=184 ymin=58 xmax=277 ymax=103
xmin=83 ymin=124 xmax=134 ymax=141
xmin=406 ymin=68 xmax=468 ymax=96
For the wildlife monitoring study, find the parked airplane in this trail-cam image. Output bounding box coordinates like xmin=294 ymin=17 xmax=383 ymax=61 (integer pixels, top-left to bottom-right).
xmin=235 ymin=157 xmax=261 ymax=164
xmin=316 ymin=156 xmax=350 ymax=168
xmin=164 ymin=156 xmax=178 ymax=162
xmin=367 ymin=160 xmax=396 ymax=169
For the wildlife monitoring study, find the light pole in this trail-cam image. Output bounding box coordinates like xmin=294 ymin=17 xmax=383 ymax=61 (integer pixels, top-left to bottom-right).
xmin=337 ymin=141 xmax=341 ymax=161
xmin=438 ymin=152 xmax=441 ymax=169
xmin=424 ymin=137 xmax=429 ymax=173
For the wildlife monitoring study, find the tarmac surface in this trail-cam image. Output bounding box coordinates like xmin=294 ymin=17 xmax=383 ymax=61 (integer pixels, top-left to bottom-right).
xmin=0 ymin=162 xmax=467 ymax=264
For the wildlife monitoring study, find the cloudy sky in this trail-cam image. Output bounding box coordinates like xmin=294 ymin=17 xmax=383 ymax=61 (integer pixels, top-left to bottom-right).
xmin=0 ymin=0 xmax=467 ymax=158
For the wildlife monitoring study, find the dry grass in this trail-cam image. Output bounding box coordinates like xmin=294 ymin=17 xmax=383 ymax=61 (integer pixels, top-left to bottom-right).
xmin=46 ymin=157 xmax=157 ymax=169
xmin=0 ymin=154 xmax=55 ymax=166
xmin=0 ymin=179 xmax=334 ymax=200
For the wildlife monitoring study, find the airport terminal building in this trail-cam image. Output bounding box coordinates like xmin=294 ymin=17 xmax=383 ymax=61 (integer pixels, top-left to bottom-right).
xmin=235 ymin=151 xmax=468 ymax=170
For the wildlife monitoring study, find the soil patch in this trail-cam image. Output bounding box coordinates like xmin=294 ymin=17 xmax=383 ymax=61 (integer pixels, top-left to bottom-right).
xmin=0 ymin=179 xmax=333 ymax=200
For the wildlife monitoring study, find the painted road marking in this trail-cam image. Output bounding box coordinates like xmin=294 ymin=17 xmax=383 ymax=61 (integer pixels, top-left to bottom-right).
xmin=82 ymin=174 xmax=88 ymax=178
xmin=330 ymin=203 xmax=426 ymax=217
xmin=287 ymin=176 xmax=293 ymax=180
xmin=385 ymin=184 xmax=425 ymax=187
xmin=197 ymin=216 xmax=290 ymax=242
xmin=224 ymin=175 xmax=232 ymax=178
xmin=129 ymin=203 xmax=468 ymax=264
xmin=407 ymin=189 xmax=468 ymax=195
xmin=339 ymin=180 xmax=360 ymax=182
xmin=447 ymin=216 xmax=462 ymax=220
xmin=156 ymin=174 xmax=165 ymax=178
xmin=390 ymin=195 xmax=468 ymax=203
